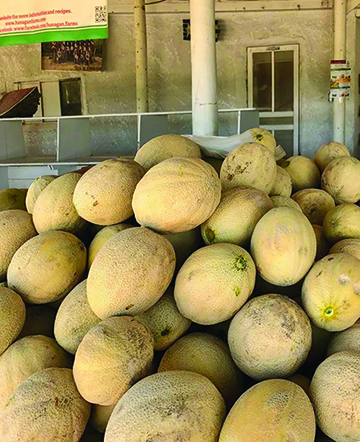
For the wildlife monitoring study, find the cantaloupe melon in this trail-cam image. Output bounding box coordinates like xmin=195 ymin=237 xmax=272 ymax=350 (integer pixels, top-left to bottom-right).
xmin=87 ymin=227 xmax=175 ymax=318
xmin=73 ymin=159 xmax=145 ymax=226
xmin=310 ymin=351 xmax=360 ymax=442
xmin=73 ymin=316 xmax=154 ymax=406
xmin=104 ymin=371 xmax=226 ymax=442
xmin=248 ymin=128 xmax=277 ymax=154
xmin=158 ymin=332 xmax=243 ymax=407
xmin=33 ymin=173 xmax=87 ymax=234
xmin=302 ymin=253 xmax=360 ymax=331
xmin=228 ymin=294 xmax=311 ymax=380
xmin=0 ymin=335 xmax=71 ymax=408
xmin=250 ymin=207 xmax=316 ymax=286
xmin=270 ymin=195 xmax=302 ymax=211
xmin=174 ymin=243 xmax=256 ymax=325
xmin=0 ymin=287 xmax=25 ymax=356
xmin=292 ymin=189 xmax=335 ymax=225
xmin=220 ymin=142 xmax=277 ymax=194
xmin=26 ymin=175 xmax=56 ymax=214
xmin=0 ymin=367 xmax=91 ymax=442
xmin=288 ymin=374 xmax=311 ymax=396
xmin=323 ymin=203 xmax=360 ymax=244
xmin=329 ymin=238 xmax=360 ymax=260
xmin=88 ymin=224 xmax=133 ymax=268
xmin=0 ymin=188 xmax=27 ymax=212
xmin=163 ymin=228 xmax=202 ymax=272
xmin=8 ymin=231 xmax=87 ymax=304
xmin=54 ymin=280 xmax=101 ymax=354
xmin=134 ymin=134 xmax=201 ymax=171
xmin=313 ymin=225 xmax=330 ymax=261
xmin=201 ymin=187 xmax=273 ymax=246
xmin=218 ymin=379 xmax=316 ymax=442
xmin=90 ymin=404 xmax=116 ymax=433
xmin=132 ymin=157 xmax=221 ymax=233
xmin=269 ymin=165 xmax=292 ymax=197
xmin=315 ymin=141 xmax=350 ymax=172
xmin=281 ymin=156 xmax=320 ymax=192
xmin=322 ymin=156 xmax=360 ymax=204
xmin=327 ymin=319 xmax=360 ymax=356
xmin=0 ymin=210 xmax=36 ymax=281
xmin=136 ymin=287 xmax=191 ymax=351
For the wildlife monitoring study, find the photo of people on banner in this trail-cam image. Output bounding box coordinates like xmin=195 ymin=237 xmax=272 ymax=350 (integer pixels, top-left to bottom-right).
xmin=41 ymin=40 xmax=103 ymax=72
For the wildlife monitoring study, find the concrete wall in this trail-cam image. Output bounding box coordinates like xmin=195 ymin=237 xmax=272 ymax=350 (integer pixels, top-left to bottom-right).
xmin=0 ymin=8 xmax=357 ymax=158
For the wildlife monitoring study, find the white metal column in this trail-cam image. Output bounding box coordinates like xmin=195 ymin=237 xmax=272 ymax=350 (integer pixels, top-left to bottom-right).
xmin=134 ymin=0 xmax=149 ymax=113
xmin=190 ymin=0 xmax=218 ymax=136
xmin=333 ymin=0 xmax=347 ymax=143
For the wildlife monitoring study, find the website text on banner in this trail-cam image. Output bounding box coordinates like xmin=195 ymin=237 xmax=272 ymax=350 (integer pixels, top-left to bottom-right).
xmin=0 ymin=0 xmax=108 ymax=46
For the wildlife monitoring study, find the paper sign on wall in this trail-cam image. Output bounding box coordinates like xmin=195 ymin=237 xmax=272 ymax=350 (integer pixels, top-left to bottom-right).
xmin=330 ymin=60 xmax=351 ymax=99
xmin=0 ymin=0 xmax=108 ymax=47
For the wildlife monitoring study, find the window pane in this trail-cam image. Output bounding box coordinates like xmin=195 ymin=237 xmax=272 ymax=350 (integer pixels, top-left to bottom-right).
xmin=253 ymin=52 xmax=272 ymax=111
xmin=274 ymin=130 xmax=294 ymax=157
xmin=275 ymin=51 xmax=294 ymax=111
xmin=60 ymin=79 xmax=82 ymax=116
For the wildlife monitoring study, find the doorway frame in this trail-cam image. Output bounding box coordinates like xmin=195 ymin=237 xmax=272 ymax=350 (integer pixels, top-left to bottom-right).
xmin=247 ymin=44 xmax=300 ymax=155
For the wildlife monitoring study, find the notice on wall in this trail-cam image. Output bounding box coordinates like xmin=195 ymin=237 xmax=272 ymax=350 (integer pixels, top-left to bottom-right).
xmin=0 ymin=0 xmax=108 ymax=47
xmin=330 ymin=60 xmax=351 ymax=99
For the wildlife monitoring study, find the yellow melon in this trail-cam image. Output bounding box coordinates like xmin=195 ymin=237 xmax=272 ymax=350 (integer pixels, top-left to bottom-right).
xmin=270 ymin=195 xmax=302 ymax=211
xmin=0 ymin=335 xmax=71 ymax=408
xmin=322 ymin=156 xmax=360 ymax=204
xmin=288 ymin=374 xmax=311 ymax=396
xmin=201 ymin=187 xmax=273 ymax=246
xmin=0 ymin=188 xmax=27 ymax=212
xmin=0 ymin=287 xmax=25 ymax=356
xmin=33 ymin=173 xmax=87 ymax=234
xmin=74 ymin=316 xmax=154 ymax=406
xmin=250 ymin=207 xmax=316 ymax=286
xmin=0 ymin=367 xmax=91 ymax=441
xmin=174 ymin=243 xmax=256 ymax=325
xmin=315 ymin=141 xmax=350 ymax=172
xmin=73 ymin=159 xmax=145 ymax=226
xmin=323 ymin=203 xmax=360 ymax=244
xmin=90 ymin=404 xmax=116 ymax=433
xmin=249 ymin=128 xmax=277 ymax=154
xmin=163 ymin=228 xmax=201 ymax=272
xmin=88 ymin=227 xmax=175 ymax=318
xmin=313 ymin=225 xmax=331 ymax=261
xmin=18 ymin=305 xmax=56 ymax=339
xmin=136 ymin=287 xmax=191 ymax=351
xmin=220 ymin=142 xmax=277 ymax=194
xmin=218 ymin=379 xmax=316 ymax=442
xmin=0 ymin=210 xmax=36 ymax=281
xmin=329 ymin=238 xmax=360 ymax=260
xmin=282 ymin=156 xmax=320 ymax=192
xmin=7 ymin=231 xmax=87 ymax=304
xmin=54 ymin=280 xmax=101 ymax=354
xmin=269 ymin=165 xmax=292 ymax=197
xmin=327 ymin=319 xmax=360 ymax=356
xmin=228 ymin=294 xmax=311 ymax=380
xmin=310 ymin=351 xmax=360 ymax=442
xmin=134 ymin=134 xmax=201 ymax=171
xmin=292 ymin=189 xmax=335 ymax=225
xmin=158 ymin=332 xmax=243 ymax=407
xmin=302 ymin=253 xmax=360 ymax=331
xmin=25 ymin=175 xmax=56 ymax=214
xmin=88 ymin=224 xmax=133 ymax=268
xmin=104 ymin=371 xmax=226 ymax=442
xmin=133 ymin=157 xmax=221 ymax=233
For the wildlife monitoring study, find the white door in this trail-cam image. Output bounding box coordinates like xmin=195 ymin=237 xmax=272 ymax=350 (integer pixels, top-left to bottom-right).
xmin=248 ymin=45 xmax=299 ymax=156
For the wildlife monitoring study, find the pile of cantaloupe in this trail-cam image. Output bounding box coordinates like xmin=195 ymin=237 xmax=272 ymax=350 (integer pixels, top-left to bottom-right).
xmin=1 ymin=132 xmax=360 ymax=442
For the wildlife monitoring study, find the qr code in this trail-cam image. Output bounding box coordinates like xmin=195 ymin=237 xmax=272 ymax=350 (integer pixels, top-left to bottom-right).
xmin=95 ymin=6 xmax=107 ymax=23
